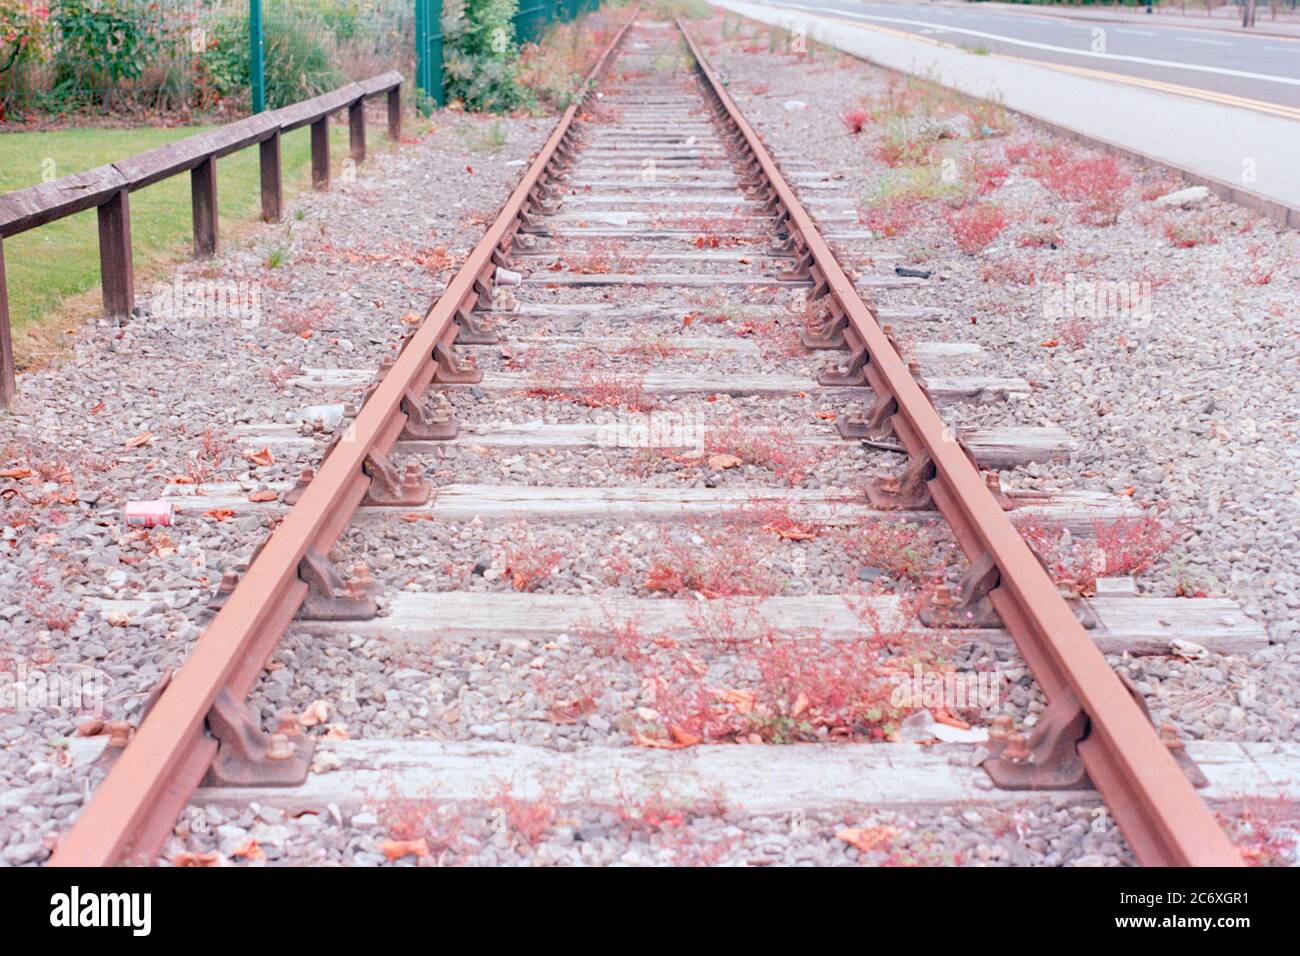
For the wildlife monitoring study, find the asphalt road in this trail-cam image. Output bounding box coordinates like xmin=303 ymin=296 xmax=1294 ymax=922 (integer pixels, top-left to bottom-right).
xmin=762 ymin=1 xmax=1300 ymax=107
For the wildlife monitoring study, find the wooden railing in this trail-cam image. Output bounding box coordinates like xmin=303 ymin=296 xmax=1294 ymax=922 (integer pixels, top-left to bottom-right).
xmin=0 ymin=71 xmax=404 ymax=408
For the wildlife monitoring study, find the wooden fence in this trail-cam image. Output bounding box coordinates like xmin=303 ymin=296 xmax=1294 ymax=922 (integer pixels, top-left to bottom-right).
xmin=0 ymin=71 xmax=404 ymax=408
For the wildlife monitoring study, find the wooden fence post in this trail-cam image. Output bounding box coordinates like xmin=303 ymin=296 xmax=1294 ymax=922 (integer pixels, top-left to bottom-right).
xmin=97 ymin=189 xmax=134 ymax=321
xmin=260 ymin=130 xmax=283 ymax=223
xmin=349 ymin=100 xmax=366 ymax=164
xmin=0 ymin=238 xmax=15 ymax=408
xmin=387 ymin=85 xmax=402 ymax=142
xmin=191 ymin=156 xmax=218 ymax=257
xmin=311 ymin=116 xmax=331 ymax=190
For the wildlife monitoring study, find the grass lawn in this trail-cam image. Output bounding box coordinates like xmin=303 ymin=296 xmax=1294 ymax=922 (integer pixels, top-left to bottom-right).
xmin=0 ymin=119 xmax=394 ymax=348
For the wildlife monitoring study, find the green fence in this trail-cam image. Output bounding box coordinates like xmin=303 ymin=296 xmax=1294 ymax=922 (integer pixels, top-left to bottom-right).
xmin=0 ymin=1 xmax=416 ymax=118
xmin=0 ymin=0 xmax=605 ymax=121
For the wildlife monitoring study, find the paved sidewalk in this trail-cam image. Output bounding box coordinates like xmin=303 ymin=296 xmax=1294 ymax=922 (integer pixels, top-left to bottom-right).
xmin=711 ymin=0 xmax=1300 ymax=223
xmin=971 ymin=1 xmax=1300 ymax=40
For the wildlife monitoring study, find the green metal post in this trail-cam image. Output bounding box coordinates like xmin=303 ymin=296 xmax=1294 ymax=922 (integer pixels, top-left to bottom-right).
xmin=250 ymin=0 xmax=266 ymax=113
xmin=415 ymin=0 xmax=444 ymax=114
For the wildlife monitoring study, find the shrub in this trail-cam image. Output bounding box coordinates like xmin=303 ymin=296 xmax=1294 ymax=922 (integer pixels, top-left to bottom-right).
xmin=442 ymin=0 xmax=522 ymax=112
xmin=50 ymin=0 xmax=162 ymax=109
xmin=947 ymin=203 xmax=1007 ymax=254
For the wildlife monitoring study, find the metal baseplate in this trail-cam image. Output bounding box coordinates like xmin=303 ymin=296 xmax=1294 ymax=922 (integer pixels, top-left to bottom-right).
xmin=919 ymin=552 xmax=1097 ymax=630
xmin=865 ymin=452 xmax=937 ymax=510
xmin=454 ymin=307 xmax=500 ymax=345
xmin=400 ymin=388 xmax=457 ymax=441
xmin=982 ymin=676 xmax=1208 ymax=790
xmin=361 ymin=450 xmax=431 ymax=506
xmin=836 ymin=394 xmax=898 ymax=441
xmin=432 ymin=342 xmax=483 ymax=384
xmin=816 ymin=347 xmax=869 ymax=386
xmin=204 ymin=689 xmax=315 ymax=788
xmin=297 ymin=546 xmax=378 ymax=621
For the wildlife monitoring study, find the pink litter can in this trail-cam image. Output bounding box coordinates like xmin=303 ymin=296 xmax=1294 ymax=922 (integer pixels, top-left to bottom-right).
xmin=124 ymin=500 xmax=175 ymax=527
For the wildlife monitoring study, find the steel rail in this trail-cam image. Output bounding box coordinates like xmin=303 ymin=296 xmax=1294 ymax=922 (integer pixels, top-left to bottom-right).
xmin=676 ymin=18 xmax=1240 ymax=867
xmin=49 ymin=9 xmax=641 ymax=867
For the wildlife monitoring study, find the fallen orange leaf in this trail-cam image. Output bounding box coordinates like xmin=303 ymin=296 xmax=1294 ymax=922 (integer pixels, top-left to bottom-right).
xmin=171 ymin=851 xmax=228 ymax=867
xmin=0 ymin=468 xmax=33 ymax=480
xmin=231 ymin=840 xmax=265 ymax=861
xmin=933 ymin=708 xmax=970 ymax=730
xmin=1040 ymin=339 xmax=1059 ymax=348
xmin=245 ymin=447 xmax=275 ymax=468
xmin=125 ymin=431 xmax=154 ymax=448
xmin=203 ymin=508 xmax=236 ymax=521
xmin=836 ymin=826 xmax=898 ymax=853
xmin=298 ymin=699 xmax=330 ymax=728
xmin=381 ymin=838 xmax=429 ymax=860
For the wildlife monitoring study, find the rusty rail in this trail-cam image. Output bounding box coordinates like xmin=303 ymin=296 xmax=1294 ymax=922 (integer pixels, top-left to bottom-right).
xmin=676 ymin=18 xmax=1240 ymax=867
xmin=0 ymin=72 xmax=404 ymax=409
xmin=47 ymin=12 xmax=638 ymax=868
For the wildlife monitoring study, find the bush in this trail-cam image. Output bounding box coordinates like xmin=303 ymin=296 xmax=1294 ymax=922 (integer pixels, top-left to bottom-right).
xmin=0 ymin=0 xmax=46 ymax=74
xmin=50 ymin=0 xmax=162 ymax=108
xmin=194 ymin=14 xmax=342 ymax=110
xmin=442 ymin=0 xmax=523 ymax=112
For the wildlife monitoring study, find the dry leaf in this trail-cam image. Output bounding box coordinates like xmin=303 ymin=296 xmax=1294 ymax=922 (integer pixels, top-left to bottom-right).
xmin=381 ymin=838 xmax=429 ymax=860
xmin=836 ymin=826 xmax=898 ymax=853
xmin=203 ymin=508 xmax=236 ymax=521
xmin=244 ymin=447 xmax=275 ymax=467
xmin=298 ymin=699 xmax=330 ymax=728
xmin=711 ymin=687 xmax=756 ymax=715
xmin=1040 ymin=339 xmax=1059 ymax=348
xmin=0 ymin=468 xmax=33 ymax=480
xmin=933 ymin=709 xmax=970 ymax=730
xmin=171 ymin=851 xmax=228 ymax=867
xmin=670 ymin=725 xmax=701 ymax=747
xmin=791 ymin=691 xmax=811 ymax=718
xmin=125 ymin=431 xmax=154 ymax=449
xmin=231 ymin=840 xmax=265 ymax=861
xmin=814 ymin=410 xmax=838 ymax=420
xmin=763 ymin=522 xmax=817 ymax=541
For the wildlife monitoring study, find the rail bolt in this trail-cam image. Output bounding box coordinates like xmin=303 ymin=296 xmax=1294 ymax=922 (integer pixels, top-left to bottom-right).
xmin=266 ymin=733 xmax=295 ymax=761
xmin=275 ymin=711 xmax=302 ymax=739
xmin=988 ymin=714 xmax=1013 ymax=743
xmin=1002 ymin=733 xmax=1031 ymax=763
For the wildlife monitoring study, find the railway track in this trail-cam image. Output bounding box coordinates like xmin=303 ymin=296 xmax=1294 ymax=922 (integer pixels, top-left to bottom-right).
xmin=49 ymin=11 xmax=1261 ymax=867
